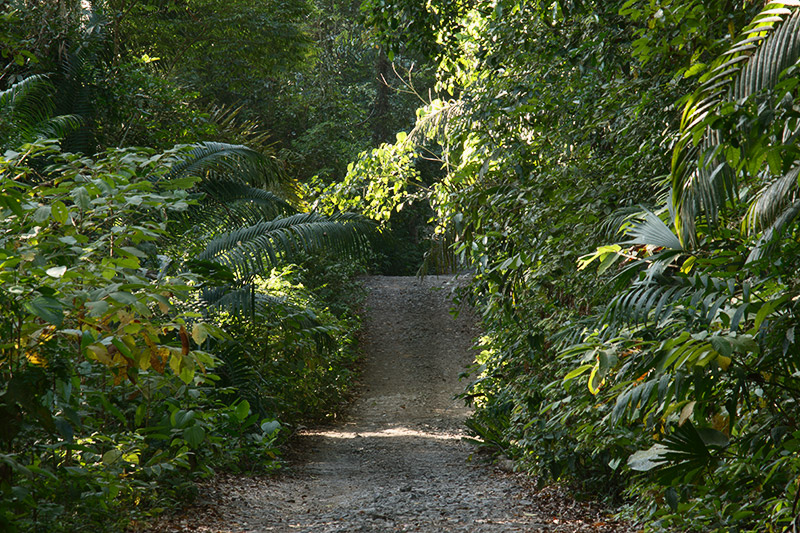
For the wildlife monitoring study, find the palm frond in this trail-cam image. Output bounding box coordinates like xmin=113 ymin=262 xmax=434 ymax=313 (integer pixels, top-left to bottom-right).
xmin=405 ymin=99 xmax=465 ymax=147
xmin=0 ymin=74 xmax=82 ymax=148
xmin=199 ymin=284 xmax=287 ymax=318
xmin=600 ymin=270 xmax=742 ymax=337
xmin=600 ymin=205 xmax=646 ymax=239
xmin=170 ymin=179 xmax=297 ymax=243
xmin=162 ymin=141 xmax=294 ymax=198
xmin=0 ymin=74 xmax=55 ymax=126
xmin=417 ymin=223 xmax=465 ymax=276
xmin=207 ymin=105 xmax=275 ymax=150
xmin=746 ymin=198 xmax=800 ymax=263
xmin=34 ymin=114 xmax=85 ymax=143
xmin=743 ymin=164 xmax=800 ymax=235
xmin=198 ymin=212 xmax=373 ymax=281
xmin=671 ymin=4 xmax=800 ymax=246
xmin=199 ymin=178 xmax=294 ymax=216
xmin=212 ymin=340 xmax=274 ymax=418
xmin=622 ymin=208 xmax=683 ymax=250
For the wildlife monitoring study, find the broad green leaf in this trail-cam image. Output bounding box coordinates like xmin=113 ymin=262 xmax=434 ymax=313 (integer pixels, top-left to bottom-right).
xmin=33 ymin=205 xmax=51 ymax=223
xmin=24 ymin=296 xmax=64 ymax=326
xmin=102 ymin=449 xmax=122 ymax=465
xmin=85 ymin=300 xmax=110 ymax=317
xmin=183 ymin=425 xmax=205 ymax=448
xmin=171 ymin=410 xmax=195 ymax=429
xmin=234 ymin=400 xmax=251 ymax=422
xmin=51 ymin=201 xmax=68 ymax=223
xmin=261 ymin=420 xmax=281 ymax=436
xmin=563 ymin=364 xmax=593 ymax=381
xmin=71 ymin=186 xmax=91 ymax=209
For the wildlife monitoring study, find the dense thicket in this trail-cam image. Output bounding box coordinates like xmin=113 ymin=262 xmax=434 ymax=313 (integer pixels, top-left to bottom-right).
xmin=0 ymin=2 xmax=391 ymax=530
xmin=345 ymin=0 xmax=800 ymax=530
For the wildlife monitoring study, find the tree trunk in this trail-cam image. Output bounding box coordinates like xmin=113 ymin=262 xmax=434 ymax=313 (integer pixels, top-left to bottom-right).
xmin=372 ymin=48 xmax=392 ymax=145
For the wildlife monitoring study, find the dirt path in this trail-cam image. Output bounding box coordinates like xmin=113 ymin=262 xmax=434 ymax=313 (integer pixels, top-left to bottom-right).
xmin=158 ymin=276 xmax=627 ymax=532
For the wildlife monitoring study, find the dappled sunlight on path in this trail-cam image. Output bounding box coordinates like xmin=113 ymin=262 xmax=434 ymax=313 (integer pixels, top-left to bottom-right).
xmin=150 ymin=276 xmax=629 ymax=533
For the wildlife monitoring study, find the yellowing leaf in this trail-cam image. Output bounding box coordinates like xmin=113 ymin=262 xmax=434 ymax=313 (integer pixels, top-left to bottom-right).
xmin=86 ymin=344 xmax=112 ymax=365
xmin=679 ymin=401 xmax=696 ymax=426
xmin=588 ymin=363 xmax=604 ymax=395
xmin=170 ymin=351 xmax=182 ymax=375
xmin=122 ymin=452 xmax=140 ymax=465
xmin=25 ymin=350 xmax=48 ymax=367
xmin=117 ymin=310 xmax=134 ymax=327
xmin=191 ymin=323 xmax=208 ymax=345
xmin=716 ymin=355 xmax=732 ymax=371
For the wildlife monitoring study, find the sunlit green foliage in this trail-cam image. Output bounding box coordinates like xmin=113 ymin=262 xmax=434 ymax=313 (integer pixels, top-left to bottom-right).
xmin=0 ymin=110 xmax=369 ymax=532
xmin=355 ymin=0 xmax=800 ymax=530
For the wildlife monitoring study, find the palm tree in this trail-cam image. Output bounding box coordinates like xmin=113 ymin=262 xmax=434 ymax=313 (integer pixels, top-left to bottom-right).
xmin=671 ymin=4 xmax=800 ymax=250
xmin=584 ymin=3 xmax=800 ymax=336
xmin=564 ymin=2 xmax=800 ymax=503
xmin=156 ymin=141 xmax=374 ymax=320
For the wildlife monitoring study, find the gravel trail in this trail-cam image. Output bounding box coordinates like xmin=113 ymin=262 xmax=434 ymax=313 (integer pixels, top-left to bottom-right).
xmin=155 ymin=276 xmax=627 ymax=532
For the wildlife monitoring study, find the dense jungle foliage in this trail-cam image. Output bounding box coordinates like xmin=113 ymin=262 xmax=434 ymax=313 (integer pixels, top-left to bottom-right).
xmin=0 ymin=1 xmax=410 ymax=530
xmin=340 ymin=0 xmax=800 ymax=531
xmin=5 ymin=0 xmax=800 ymax=531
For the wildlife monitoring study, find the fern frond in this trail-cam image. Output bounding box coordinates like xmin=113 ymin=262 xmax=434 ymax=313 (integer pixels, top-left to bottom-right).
xmin=212 ymin=340 xmax=274 ymax=418
xmin=0 ymin=74 xmax=55 ymax=128
xmin=199 ymin=284 xmax=286 ymax=317
xmin=0 ymin=74 xmax=82 ymax=148
xmin=170 ymin=179 xmax=298 ymax=244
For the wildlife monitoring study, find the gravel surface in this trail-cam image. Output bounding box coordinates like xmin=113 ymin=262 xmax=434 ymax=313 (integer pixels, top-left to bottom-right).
xmin=150 ymin=275 xmax=631 ymax=533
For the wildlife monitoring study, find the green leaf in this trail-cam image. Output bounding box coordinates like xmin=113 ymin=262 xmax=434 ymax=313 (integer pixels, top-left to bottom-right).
xmin=24 ymin=296 xmax=64 ymax=326
xmin=85 ymin=300 xmax=109 ymax=317
xmin=171 ymin=410 xmax=195 ymax=429
xmin=234 ymin=400 xmax=250 ymax=422
xmin=51 ymin=201 xmax=68 ymax=223
xmin=684 ymin=62 xmax=707 ymax=78
xmin=33 ymin=205 xmax=51 ymax=223
xmin=71 ymin=186 xmax=91 ymax=209
xmin=563 ymin=364 xmax=593 ymax=381
xmin=102 ymin=449 xmax=122 ymax=465
xmin=54 ymin=418 xmax=74 ymax=442
xmin=183 ymin=425 xmax=205 ymax=448
xmin=260 ymin=420 xmax=281 ymax=436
